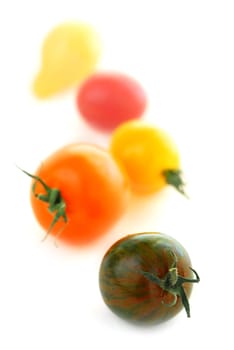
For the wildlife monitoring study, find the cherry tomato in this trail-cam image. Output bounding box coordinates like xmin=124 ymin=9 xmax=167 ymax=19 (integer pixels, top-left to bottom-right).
xmin=76 ymin=72 xmax=147 ymax=131
xmin=21 ymin=144 xmax=130 ymax=246
xmin=99 ymin=232 xmax=200 ymax=325
xmin=33 ymin=22 xmax=101 ymax=98
xmin=110 ymin=120 xmax=186 ymax=196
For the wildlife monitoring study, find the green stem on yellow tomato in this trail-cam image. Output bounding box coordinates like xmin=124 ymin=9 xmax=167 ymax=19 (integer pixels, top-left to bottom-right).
xmin=163 ymin=169 xmax=188 ymax=198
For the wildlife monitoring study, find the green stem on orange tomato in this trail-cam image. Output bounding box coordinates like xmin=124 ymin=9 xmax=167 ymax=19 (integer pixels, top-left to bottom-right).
xmin=19 ymin=168 xmax=68 ymax=236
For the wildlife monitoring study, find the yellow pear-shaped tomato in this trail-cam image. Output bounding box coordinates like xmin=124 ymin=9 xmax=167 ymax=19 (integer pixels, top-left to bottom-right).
xmin=33 ymin=22 xmax=101 ymax=98
xmin=110 ymin=121 xmax=186 ymax=196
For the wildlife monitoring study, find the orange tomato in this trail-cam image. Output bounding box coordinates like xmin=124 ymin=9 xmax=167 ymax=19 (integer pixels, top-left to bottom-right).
xmin=22 ymin=144 xmax=130 ymax=246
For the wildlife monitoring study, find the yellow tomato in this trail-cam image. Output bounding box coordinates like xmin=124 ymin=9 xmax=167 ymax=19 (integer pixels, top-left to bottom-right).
xmin=33 ymin=22 xmax=101 ymax=98
xmin=110 ymin=121 xmax=186 ymax=196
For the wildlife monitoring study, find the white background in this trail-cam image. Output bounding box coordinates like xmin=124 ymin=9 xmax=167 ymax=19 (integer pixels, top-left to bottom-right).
xmin=0 ymin=1 xmax=233 ymax=349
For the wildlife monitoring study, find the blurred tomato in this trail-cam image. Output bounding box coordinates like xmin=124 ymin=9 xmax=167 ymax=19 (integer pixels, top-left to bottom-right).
xmin=110 ymin=121 xmax=186 ymax=196
xmin=33 ymin=22 xmax=101 ymax=98
xmin=21 ymin=143 xmax=130 ymax=246
xmin=76 ymin=72 xmax=147 ymax=131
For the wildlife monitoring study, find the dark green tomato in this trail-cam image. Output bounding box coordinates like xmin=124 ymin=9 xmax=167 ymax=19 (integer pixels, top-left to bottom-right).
xmin=99 ymin=232 xmax=199 ymax=325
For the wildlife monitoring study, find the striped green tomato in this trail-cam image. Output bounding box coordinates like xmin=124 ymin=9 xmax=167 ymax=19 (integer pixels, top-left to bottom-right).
xmin=99 ymin=232 xmax=200 ymax=325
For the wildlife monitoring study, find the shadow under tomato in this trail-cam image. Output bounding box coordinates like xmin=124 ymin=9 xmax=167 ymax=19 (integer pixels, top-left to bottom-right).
xmin=98 ymin=303 xmax=182 ymax=332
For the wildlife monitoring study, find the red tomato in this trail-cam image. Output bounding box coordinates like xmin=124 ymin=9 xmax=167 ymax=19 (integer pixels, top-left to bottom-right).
xmin=76 ymin=72 xmax=147 ymax=131
xmin=21 ymin=143 xmax=130 ymax=246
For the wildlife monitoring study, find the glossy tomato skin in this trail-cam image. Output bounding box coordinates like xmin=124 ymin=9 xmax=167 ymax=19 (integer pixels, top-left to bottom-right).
xmin=99 ymin=232 xmax=193 ymax=325
xmin=30 ymin=143 xmax=130 ymax=246
xmin=76 ymin=73 xmax=147 ymax=131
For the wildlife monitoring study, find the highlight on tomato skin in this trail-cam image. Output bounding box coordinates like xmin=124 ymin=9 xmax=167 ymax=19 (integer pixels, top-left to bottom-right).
xmin=99 ymin=232 xmax=200 ymax=325
xmin=76 ymin=72 xmax=148 ymax=132
xmin=20 ymin=143 xmax=131 ymax=246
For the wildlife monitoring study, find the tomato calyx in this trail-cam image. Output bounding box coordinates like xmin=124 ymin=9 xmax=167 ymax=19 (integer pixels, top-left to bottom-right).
xmin=20 ymin=168 xmax=68 ymax=240
xmin=141 ymin=250 xmax=200 ymax=317
xmin=163 ymin=169 xmax=188 ymax=197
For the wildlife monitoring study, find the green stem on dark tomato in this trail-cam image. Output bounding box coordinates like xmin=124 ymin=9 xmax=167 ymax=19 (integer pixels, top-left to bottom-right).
xmin=141 ymin=250 xmax=200 ymax=317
